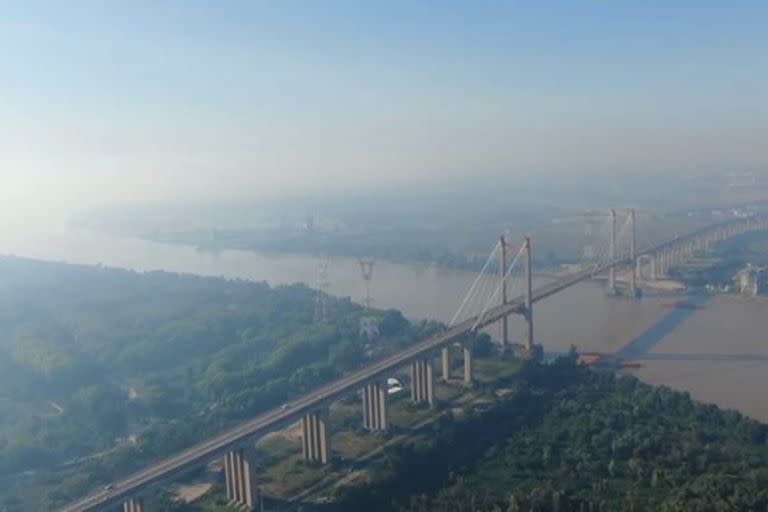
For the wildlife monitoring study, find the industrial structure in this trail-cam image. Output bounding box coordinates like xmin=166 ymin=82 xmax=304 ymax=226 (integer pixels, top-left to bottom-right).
xmin=60 ymin=212 xmax=768 ymax=512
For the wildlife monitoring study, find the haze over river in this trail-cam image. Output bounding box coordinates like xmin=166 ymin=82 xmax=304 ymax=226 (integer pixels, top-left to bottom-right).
xmin=3 ymin=227 xmax=768 ymax=421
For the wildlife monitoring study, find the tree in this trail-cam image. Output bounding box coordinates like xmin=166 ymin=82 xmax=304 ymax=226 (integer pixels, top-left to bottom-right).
xmin=380 ymin=309 xmax=409 ymax=336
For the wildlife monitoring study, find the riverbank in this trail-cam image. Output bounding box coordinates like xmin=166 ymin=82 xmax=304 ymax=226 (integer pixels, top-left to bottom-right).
xmin=2 ymin=228 xmax=768 ymax=422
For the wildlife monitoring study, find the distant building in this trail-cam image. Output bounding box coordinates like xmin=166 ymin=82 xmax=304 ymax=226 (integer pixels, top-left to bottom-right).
xmin=733 ymin=264 xmax=768 ymax=297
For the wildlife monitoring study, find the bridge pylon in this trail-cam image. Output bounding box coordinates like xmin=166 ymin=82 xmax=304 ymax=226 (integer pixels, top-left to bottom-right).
xmin=607 ymin=209 xmax=618 ymax=295
xmin=499 ymin=234 xmax=509 ymax=350
xmin=629 ymin=208 xmax=640 ymax=298
xmin=523 ymin=236 xmax=535 ymax=354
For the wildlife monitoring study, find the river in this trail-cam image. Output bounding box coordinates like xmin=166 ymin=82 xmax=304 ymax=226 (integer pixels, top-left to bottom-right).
xmin=3 ymin=227 xmax=768 ymax=421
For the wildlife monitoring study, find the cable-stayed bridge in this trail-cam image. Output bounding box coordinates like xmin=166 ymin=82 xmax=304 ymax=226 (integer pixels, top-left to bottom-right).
xmin=61 ymin=211 xmax=768 ymax=512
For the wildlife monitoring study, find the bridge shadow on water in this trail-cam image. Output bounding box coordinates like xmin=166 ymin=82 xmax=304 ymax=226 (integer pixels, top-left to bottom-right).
xmin=615 ymin=294 xmax=711 ymax=360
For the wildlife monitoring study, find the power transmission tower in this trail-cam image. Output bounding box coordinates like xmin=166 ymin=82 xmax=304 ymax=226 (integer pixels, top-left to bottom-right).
xmin=358 ymin=258 xmax=378 ymax=341
xmin=313 ymin=255 xmax=331 ymax=324
xmin=358 ymin=258 xmax=375 ymax=310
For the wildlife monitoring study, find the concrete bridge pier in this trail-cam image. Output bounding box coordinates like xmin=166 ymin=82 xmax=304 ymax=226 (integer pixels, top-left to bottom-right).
xmin=362 ymin=379 xmax=388 ymax=431
xmin=651 ymin=254 xmax=659 ymax=280
xmin=224 ymin=447 xmax=262 ymax=511
xmin=411 ymin=359 xmax=435 ymax=407
xmin=636 ymin=255 xmax=656 ymax=282
xmin=463 ymin=344 xmax=474 ymax=386
xmin=441 ymin=347 xmax=451 ymax=381
xmin=656 ymin=251 xmax=666 ymax=277
xmin=669 ymin=247 xmax=679 ymax=268
xmin=123 ymin=498 xmax=145 ymax=512
xmin=302 ymin=409 xmax=330 ymax=464
xmin=675 ymin=246 xmax=684 ymax=265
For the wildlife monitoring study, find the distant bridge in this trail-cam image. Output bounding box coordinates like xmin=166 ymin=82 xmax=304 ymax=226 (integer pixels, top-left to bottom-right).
xmin=61 ymin=211 xmax=768 ymax=512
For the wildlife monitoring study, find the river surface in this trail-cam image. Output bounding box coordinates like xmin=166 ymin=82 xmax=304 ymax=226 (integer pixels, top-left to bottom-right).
xmin=2 ymin=227 xmax=768 ymax=421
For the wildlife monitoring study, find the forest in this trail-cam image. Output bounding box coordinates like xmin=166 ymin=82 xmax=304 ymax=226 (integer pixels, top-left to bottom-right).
xmin=4 ymin=256 xmax=768 ymax=511
xmin=0 ymin=256 xmax=437 ymax=510
xmin=330 ymin=357 xmax=768 ymax=512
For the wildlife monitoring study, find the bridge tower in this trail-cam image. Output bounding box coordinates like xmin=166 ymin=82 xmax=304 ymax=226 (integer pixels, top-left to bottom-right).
xmin=608 ymin=209 xmax=617 ymax=294
xmin=499 ymin=234 xmax=509 ymax=350
xmin=629 ymin=208 xmax=639 ymax=298
xmin=523 ymin=236 xmax=534 ymax=353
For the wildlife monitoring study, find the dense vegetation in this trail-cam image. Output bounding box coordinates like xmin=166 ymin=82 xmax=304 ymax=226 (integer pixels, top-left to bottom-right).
xmin=4 ymin=254 xmax=768 ymax=511
xmin=332 ymin=357 xmax=768 ymax=512
xmin=0 ymin=256 xmax=437 ymax=510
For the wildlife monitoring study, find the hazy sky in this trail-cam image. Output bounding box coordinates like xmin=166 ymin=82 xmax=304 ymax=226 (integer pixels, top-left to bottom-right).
xmin=1 ymin=1 xmax=767 ymax=224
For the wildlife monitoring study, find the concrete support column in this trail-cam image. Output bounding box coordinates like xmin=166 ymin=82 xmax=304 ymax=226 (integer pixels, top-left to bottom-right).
xmin=362 ymin=380 xmax=388 ymax=431
xmin=656 ymin=252 xmax=665 ymax=277
xmin=410 ymin=359 xmax=435 ymax=407
xmin=224 ymin=448 xmax=261 ymax=511
xmin=651 ymin=255 xmax=659 ymax=280
xmin=441 ymin=347 xmax=451 ymax=381
xmin=302 ymin=409 xmax=330 ymax=464
xmin=463 ymin=344 xmax=474 ymax=386
xmin=123 ymin=498 xmax=145 ymax=512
